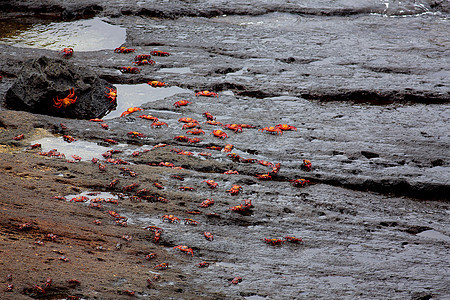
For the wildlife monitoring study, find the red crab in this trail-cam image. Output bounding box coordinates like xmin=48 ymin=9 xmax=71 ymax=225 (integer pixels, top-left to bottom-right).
xmin=188 ymin=138 xmax=202 ymax=143
xmin=151 ymin=121 xmax=168 ymax=128
xmin=154 ymin=263 xmax=169 ymax=270
xmin=205 ymin=120 xmax=223 ymax=126
xmin=119 ymin=66 xmax=140 ymax=73
xmin=63 ymin=135 xmax=76 ymax=143
xmin=195 ymin=90 xmax=218 ymax=97
xmin=104 ymin=138 xmax=118 ymax=144
xmin=178 ymin=117 xmax=199 ymax=123
xmin=224 ymin=170 xmax=239 ymax=175
xmin=230 ymin=199 xmax=253 ymax=213
xmin=258 ymin=160 xmax=273 ymax=167
xmin=198 ymin=152 xmax=212 ymax=157
xmin=173 ymin=245 xmax=193 ymax=256
xmin=90 ymin=118 xmax=103 ymax=122
xmin=178 ymin=186 xmax=195 ymax=191
xmin=121 ymin=107 xmax=144 ymax=117
xmin=173 ymin=100 xmax=192 ymax=108
xmin=145 ymin=253 xmax=157 ymax=260
xmin=222 ymin=144 xmax=233 ymax=152
xmin=259 ymin=126 xmax=283 ymax=135
xmin=153 ymin=182 xmax=164 ymax=189
xmin=133 ymin=59 xmax=155 ymax=66
xmin=148 ymin=80 xmax=166 ymax=87
xmin=275 ymin=124 xmax=297 ymax=131
xmin=151 ymin=50 xmax=170 ymax=56
xmin=114 ymin=47 xmax=136 ymax=53
xmin=204 ymin=232 xmax=214 ymax=241
xmin=161 ymin=214 xmax=180 ymax=223
xmin=184 ymin=218 xmax=200 ymax=225
xmin=199 ymin=199 xmax=214 ymax=208
xmin=202 ymin=179 xmax=218 ymax=189
xmin=135 ymin=54 xmax=152 ymax=61
xmin=301 ymin=159 xmax=312 ymax=171
xmin=231 ymin=276 xmax=243 ymax=284
xmin=186 ymin=128 xmax=205 ymax=135
xmin=271 ymin=163 xmax=281 ymax=175
xmin=197 ymin=262 xmax=210 ymax=268
xmin=203 ymin=112 xmax=215 ymax=120
xmin=182 ymin=122 xmax=200 ymax=129
xmin=105 ymin=87 xmax=117 ymax=103
xmin=13 ymin=134 xmax=24 ymax=140
xmin=285 ymin=236 xmax=303 ymax=243
xmin=173 ymin=135 xmax=189 ymax=142
xmin=123 ymin=183 xmax=139 ymax=191
xmin=211 ymin=130 xmax=228 ymax=139
xmin=139 ymin=114 xmax=159 ymax=122
xmin=128 ymin=131 xmax=145 ymax=138
xmin=240 ymin=124 xmax=255 ymax=128
xmin=223 ymin=124 xmax=242 ymax=133
xmin=60 ymin=47 xmax=73 ymax=58
xmin=291 ymin=178 xmax=310 ymax=187
xmin=53 ymin=88 xmax=77 ymax=109
xmin=226 ymin=185 xmax=242 ymax=195
xmin=109 ymin=178 xmax=120 ymax=188
xmin=101 ymin=123 xmax=109 ymax=130
xmin=256 ymin=173 xmax=272 ymax=180
xmin=263 ymin=238 xmax=285 ymax=246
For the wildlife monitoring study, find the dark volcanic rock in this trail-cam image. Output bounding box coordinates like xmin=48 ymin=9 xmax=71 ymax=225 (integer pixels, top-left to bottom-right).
xmin=3 ymin=56 xmax=116 ymax=119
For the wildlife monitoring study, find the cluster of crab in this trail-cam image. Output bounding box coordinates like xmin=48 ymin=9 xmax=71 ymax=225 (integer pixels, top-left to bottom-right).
xmin=114 ymin=46 xmax=170 ymax=76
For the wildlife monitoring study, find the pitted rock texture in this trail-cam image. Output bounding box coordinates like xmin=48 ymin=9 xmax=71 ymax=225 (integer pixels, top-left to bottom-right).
xmin=3 ymin=56 xmax=116 ymax=119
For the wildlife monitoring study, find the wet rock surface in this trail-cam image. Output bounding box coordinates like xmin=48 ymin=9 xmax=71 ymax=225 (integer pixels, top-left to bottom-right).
xmin=3 ymin=56 xmax=116 ymax=119
xmin=0 ymin=1 xmax=449 ymax=299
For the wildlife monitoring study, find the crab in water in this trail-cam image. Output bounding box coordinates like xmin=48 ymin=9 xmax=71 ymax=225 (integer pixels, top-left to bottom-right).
xmin=121 ymin=107 xmax=144 ymax=117
xmin=259 ymin=126 xmax=283 ymax=135
xmin=211 ymin=130 xmax=228 ymax=139
xmin=173 ymin=100 xmax=192 ymax=108
xmin=151 ymin=50 xmax=170 ymax=56
xmin=291 ymin=178 xmax=310 ymax=187
xmin=151 ymin=121 xmax=168 ymax=128
xmin=53 ymin=88 xmax=77 ymax=109
xmin=174 ymin=245 xmax=194 ymax=256
xmin=223 ymin=124 xmax=243 ymax=133
xmin=119 ymin=67 xmax=140 ymax=73
xmin=202 ymin=179 xmax=218 ymax=189
xmin=60 ymin=47 xmax=73 ymax=58
xmin=195 ymin=90 xmax=218 ymax=97
xmin=162 ymin=215 xmax=180 ymax=223
xmin=199 ymin=199 xmax=215 ymax=208
xmin=186 ymin=128 xmax=205 ymax=135
xmin=105 ymin=87 xmax=117 ymax=103
xmin=148 ymin=80 xmax=166 ymax=87
xmin=114 ymin=47 xmax=136 ymax=53
xmin=275 ymin=124 xmax=297 ymax=131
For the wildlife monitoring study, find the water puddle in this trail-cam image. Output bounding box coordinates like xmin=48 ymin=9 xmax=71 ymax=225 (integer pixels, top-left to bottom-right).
xmin=0 ymin=17 xmax=126 ymax=51
xmin=30 ymin=136 xmax=116 ymax=161
xmin=416 ymin=230 xmax=450 ymax=242
xmin=212 ymin=12 xmax=301 ymax=30
xmin=157 ymin=67 xmax=193 ymax=74
xmin=105 ymin=84 xmax=191 ymax=119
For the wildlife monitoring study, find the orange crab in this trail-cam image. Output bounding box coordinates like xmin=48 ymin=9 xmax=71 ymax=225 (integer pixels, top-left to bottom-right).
xmin=259 ymin=126 xmax=283 ymax=135
xmin=275 ymin=124 xmax=297 ymax=131
xmin=154 ymin=263 xmax=169 ymax=270
xmin=151 ymin=121 xmax=168 ymax=128
xmin=223 ymin=124 xmax=242 ymax=133
xmin=139 ymin=114 xmax=159 ymax=122
xmin=205 ymin=120 xmax=223 ymax=126
xmin=291 ymin=178 xmax=310 ymax=187
xmin=186 ymin=128 xmax=205 ymax=135
xmin=222 ymin=144 xmax=234 ymax=152
xmin=203 ymin=112 xmax=215 ymax=120
xmin=263 ymin=238 xmax=285 ymax=246
xmin=128 ymin=131 xmax=145 ymax=138
xmin=162 ymin=215 xmax=180 ymax=223
xmin=135 ymin=54 xmax=152 ymax=61
xmin=182 ymin=122 xmax=200 ymax=129
xmin=89 ymin=118 xmax=103 ymax=122
xmin=148 ymin=80 xmax=166 ymax=87
xmin=53 ymin=88 xmax=77 ymax=109
xmin=231 ymin=276 xmax=243 ymax=284
xmin=202 ymin=179 xmax=218 ymax=189
xmin=211 ymin=130 xmax=228 ymax=139
xmin=184 ymin=218 xmax=200 ymax=225
xmin=195 ymin=90 xmax=218 ymax=97
xmin=121 ymin=107 xmax=144 ymax=117
xmin=199 ymin=199 xmax=215 ymax=207
xmin=114 ymin=47 xmax=136 ymax=53
xmin=151 ymin=50 xmax=170 ymax=56
xmin=285 ymin=236 xmax=303 ymax=243
xmin=173 ymin=100 xmax=192 ymax=108
xmin=133 ymin=59 xmax=155 ymax=66
xmin=178 ymin=186 xmax=196 ymax=191
xmin=204 ymin=232 xmax=214 ymax=241
xmin=224 ymin=170 xmax=239 ymax=175
xmin=105 ymin=87 xmax=117 ymax=103
xmin=178 ymin=117 xmax=199 ymax=123
xmin=60 ymin=47 xmax=73 ymax=58
xmin=173 ymin=135 xmax=190 ymax=142
xmin=302 ymin=159 xmax=312 ymax=171
xmin=174 ymin=245 xmax=193 ymax=256
xmin=256 ymin=173 xmax=272 ymax=180
xmin=119 ymin=67 xmax=140 ymax=73
xmin=188 ymin=138 xmax=202 ymax=143
xmin=226 ymin=185 xmax=242 ymax=195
